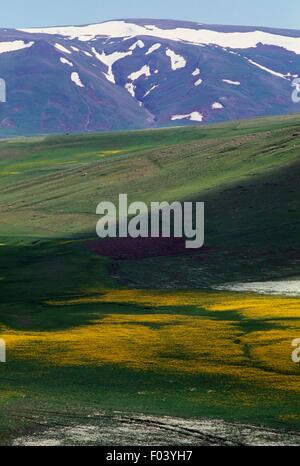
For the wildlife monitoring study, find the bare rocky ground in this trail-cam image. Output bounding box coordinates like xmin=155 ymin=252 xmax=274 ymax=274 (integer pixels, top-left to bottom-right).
xmin=214 ymin=279 xmax=300 ymax=296
xmin=13 ymin=412 xmax=300 ymax=446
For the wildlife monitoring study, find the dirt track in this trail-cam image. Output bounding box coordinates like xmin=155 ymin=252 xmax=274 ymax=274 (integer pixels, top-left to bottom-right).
xmin=13 ymin=411 xmax=300 ymax=446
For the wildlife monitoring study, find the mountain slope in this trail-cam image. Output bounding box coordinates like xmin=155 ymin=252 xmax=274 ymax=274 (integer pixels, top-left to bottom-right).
xmin=0 ymin=19 xmax=300 ymax=135
xmin=0 ymin=114 xmax=300 ymax=444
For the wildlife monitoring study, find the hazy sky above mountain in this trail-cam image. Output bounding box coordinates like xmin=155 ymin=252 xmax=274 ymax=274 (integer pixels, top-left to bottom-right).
xmin=1 ymin=0 xmax=299 ymax=30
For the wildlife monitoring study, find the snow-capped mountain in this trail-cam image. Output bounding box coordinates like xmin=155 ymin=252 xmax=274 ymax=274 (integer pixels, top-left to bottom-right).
xmin=0 ymin=19 xmax=300 ymax=135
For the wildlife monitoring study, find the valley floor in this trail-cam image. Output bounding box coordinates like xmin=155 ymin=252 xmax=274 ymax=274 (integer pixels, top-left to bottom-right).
xmin=0 ymin=115 xmax=299 ymax=445
xmin=12 ymin=411 xmax=300 ymax=447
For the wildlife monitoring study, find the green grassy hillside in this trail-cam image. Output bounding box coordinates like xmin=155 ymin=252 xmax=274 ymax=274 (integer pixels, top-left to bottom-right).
xmin=0 ymin=114 xmax=299 ymax=445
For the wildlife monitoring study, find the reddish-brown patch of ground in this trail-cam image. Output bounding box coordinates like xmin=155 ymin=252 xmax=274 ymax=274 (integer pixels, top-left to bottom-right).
xmin=88 ymin=237 xmax=198 ymax=260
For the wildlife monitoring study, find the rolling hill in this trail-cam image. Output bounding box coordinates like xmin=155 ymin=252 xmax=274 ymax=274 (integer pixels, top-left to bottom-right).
xmin=0 ymin=114 xmax=299 ymax=445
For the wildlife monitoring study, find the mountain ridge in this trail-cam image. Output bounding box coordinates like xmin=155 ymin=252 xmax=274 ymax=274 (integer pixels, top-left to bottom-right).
xmin=0 ymin=18 xmax=300 ymax=135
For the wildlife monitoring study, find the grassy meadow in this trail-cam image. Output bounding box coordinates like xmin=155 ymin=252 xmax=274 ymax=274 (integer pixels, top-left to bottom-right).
xmin=0 ymin=114 xmax=299 ymax=444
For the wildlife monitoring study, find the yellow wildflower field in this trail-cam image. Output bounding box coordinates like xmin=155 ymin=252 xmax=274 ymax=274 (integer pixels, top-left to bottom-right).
xmin=2 ymin=290 xmax=300 ymax=394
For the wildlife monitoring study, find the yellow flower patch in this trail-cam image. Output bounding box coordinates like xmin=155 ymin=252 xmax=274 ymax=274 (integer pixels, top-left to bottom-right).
xmin=2 ymin=290 xmax=299 ymax=394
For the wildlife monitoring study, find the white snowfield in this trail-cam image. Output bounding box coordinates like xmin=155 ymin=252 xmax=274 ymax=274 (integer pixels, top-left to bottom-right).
xmin=166 ymin=48 xmax=187 ymax=70
xmin=71 ymin=72 xmax=84 ymax=88
xmin=19 ymin=20 xmax=300 ymax=54
xmin=0 ymin=40 xmax=34 ymax=54
xmin=171 ymin=112 xmax=204 ymax=122
xmin=214 ymin=280 xmax=300 ymax=297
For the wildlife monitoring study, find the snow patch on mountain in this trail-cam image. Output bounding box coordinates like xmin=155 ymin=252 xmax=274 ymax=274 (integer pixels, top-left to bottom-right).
xmin=143 ymin=85 xmax=159 ymax=98
xmin=125 ymin=82 xmax=136 ymax=97
xmin=166 ymin=48 xmax=187 ymax=70
xmin=129 ymin=40 xmax=145 ymax=51
xmin=128 ymin=65 xmax=151 ymax=81
xmin=222 ymin=79 xmax=241 ymax=85
xmin=171 ymin=112 xmax=204 ymax=122
xmin=194 ymin=78 xmax=203 ymax=86
xmin=71 ymin=72 xmax=84 ymax=87
xmin=92 ymin=47 xmax=132 ymax=83
xmin=212 ymin=102 xmax=224 ymax=109
xmin=55 ymin=43 xmax=72 ymax=55
xmin=60 ymin=57 xmax=74 ymax=67
xmin=0 ymin=40 xmax=34 ymax=54
xmin=19 ymin=21 xmax=300 ymax=55
xmin=145 ymin=43 xmax=162 ymax=55
xmin=245 ymin=58 xmax=288 ymax=79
